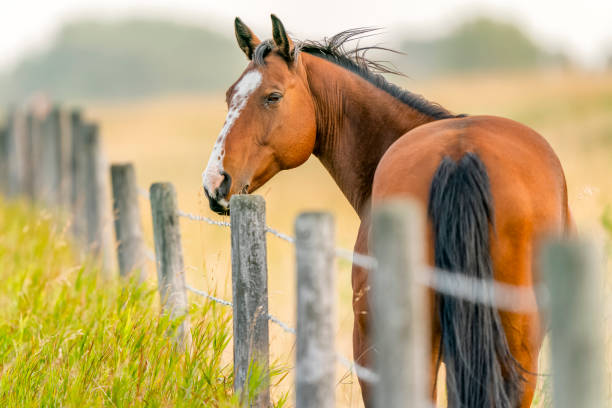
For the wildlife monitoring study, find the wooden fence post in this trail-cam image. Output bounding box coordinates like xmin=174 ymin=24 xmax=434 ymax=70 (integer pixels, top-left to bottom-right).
xmin=58 ymin=108 xmax=73 ymax=208
xmin=230 ymin=195 xmax=270 ymax=407
xmin=541 ymin=238 xmax=604 ymax=408
xmin=26 ymin=111 xmax=43 ymax=202
xmin=38 ymin=106 xmax=62 ymax=206
xmin=6 ymin=109 xmax=26 ymax=198
xmin=111 ymin=163 xmax=147 ymax=281
xmin=0 ymin=124 xmax=7 ymax=194
xmin=295 ymin=212 xmax=336 ymax=408
xmin=70 ymin=110 xmax=87 ymax=240
xmin=371 ymin=200 xmax=429 ymax=408
xmin=82 ymin=123 xmax=114 ymax=274
xmin=150 ymin=182 xmax=191 ymax=351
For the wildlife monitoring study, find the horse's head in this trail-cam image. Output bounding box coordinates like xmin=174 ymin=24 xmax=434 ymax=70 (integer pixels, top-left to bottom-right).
xmin=202 ymin=15 xmax=317 ymax=214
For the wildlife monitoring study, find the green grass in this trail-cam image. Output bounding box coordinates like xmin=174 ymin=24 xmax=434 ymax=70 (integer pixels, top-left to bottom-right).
xmin=0 ymin=199 xmax=281 ymax=407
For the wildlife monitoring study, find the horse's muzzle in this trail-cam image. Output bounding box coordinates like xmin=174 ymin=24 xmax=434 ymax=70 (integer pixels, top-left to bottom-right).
xmin=204 ymin=171 xmax=231 ymax=215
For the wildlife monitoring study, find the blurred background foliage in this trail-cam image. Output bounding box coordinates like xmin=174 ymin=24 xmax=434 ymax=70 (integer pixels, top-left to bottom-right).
xmin=398 ymin=17 xmax=569 ymax=76
xmin=0 ymin=16 xmax=594 ymax=102
xmin=0 ymin=19 xmax=245 ymax=101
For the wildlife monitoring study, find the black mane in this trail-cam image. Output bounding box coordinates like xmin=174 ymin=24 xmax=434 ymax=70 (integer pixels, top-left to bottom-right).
xmin=253 ymin=28 xmax=459 ymax=120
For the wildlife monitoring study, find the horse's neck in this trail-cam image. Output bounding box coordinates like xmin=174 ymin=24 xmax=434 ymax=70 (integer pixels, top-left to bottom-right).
xmin=303 ymin=55 xmax=437 ymax=217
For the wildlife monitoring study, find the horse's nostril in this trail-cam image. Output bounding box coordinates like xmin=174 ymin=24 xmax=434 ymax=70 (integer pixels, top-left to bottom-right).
xmin=217 ymin=171 xmax=231 ymax=200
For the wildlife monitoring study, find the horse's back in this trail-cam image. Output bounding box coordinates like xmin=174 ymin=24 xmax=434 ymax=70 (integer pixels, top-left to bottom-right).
xmin=372 ymin=114 xmax=569 ymax=280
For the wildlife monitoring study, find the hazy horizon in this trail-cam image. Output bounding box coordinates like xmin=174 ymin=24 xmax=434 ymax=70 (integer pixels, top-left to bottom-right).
xmin=2 ymin=0 xmax=611 ymax=71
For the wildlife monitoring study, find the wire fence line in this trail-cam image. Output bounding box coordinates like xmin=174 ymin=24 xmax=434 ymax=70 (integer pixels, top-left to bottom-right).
xmin=176 ymin=210 xmax=231 ymax=227
xmin=171 ymin=205 xmax=543 ymax=313
xmin=419 ymin=267 xmax=543 ymax=313
xmin=264 ymin=225 xmax=295 ymax=244
xmin=137 ymin=186 xmax=542 ymax=388
xmin=184 ymin=284 xmax=236 ymax=309
xmin=137 ymin=188 xmax=374 ymax=268
xmin=185 ymin=278 xmax=381 ymax=384
xmin=186 ymin=283 xmax=295 ymax=335
xmin=336 ymin=354 xmax=380 ymax=384
xmin=144 ymin=226 xmax=379 ymax=383
xmin=147 ymin=241 xmax=380 ymax=385
xmin=144 ymin=244 xmax=297 ymax=333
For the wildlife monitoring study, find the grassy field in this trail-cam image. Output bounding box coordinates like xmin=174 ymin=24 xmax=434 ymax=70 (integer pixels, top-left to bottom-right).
xmin=0 ymin=200 xmax=290 ymax=407
xmin=3 ymin=69 xmax=612 ymax=406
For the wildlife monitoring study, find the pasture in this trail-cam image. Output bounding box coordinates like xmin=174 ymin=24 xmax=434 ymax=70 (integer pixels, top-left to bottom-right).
xmin=0 ymin=200 xmax=243 ymax=406
xmin=86 ymin=70 xmax=612 ymax=406
xmin=2 ymin=69 xmax=612 ymax=406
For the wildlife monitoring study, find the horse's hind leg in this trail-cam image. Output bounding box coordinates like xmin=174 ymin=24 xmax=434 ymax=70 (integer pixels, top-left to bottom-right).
xmin=499 ymin=308 xmax=543 ymax=407
xmin=493 ymin=238 xmax=545 ymax=407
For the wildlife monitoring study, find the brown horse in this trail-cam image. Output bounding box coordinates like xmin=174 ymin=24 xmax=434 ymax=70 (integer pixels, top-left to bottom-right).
xmin=202 ymin=15 xmax=570 ymax=407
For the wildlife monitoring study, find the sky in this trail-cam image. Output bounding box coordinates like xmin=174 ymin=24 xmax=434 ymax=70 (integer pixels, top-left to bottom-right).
xmin=2 ymin=0 xmax=611 ymax=70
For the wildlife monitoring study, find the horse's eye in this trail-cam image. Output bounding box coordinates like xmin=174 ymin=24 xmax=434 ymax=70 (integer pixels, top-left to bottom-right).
xmin=265 ymin=92 xmax=283 ymax=105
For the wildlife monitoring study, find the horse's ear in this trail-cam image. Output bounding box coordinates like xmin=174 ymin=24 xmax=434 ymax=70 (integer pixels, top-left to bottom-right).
xmin=270 ymin=14 xmax=295 ymax=62
xmin=235 ymin=17 xmax=261 ymax=60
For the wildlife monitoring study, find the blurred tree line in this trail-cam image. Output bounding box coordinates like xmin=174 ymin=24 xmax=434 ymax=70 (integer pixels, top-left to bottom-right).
xmin=0 ymin=17 xmax=577 ymax=102
xmin=0 ymin=19 xmax=246 ymax=101
xmin=398 ymin=17 xmax=569 ymax=76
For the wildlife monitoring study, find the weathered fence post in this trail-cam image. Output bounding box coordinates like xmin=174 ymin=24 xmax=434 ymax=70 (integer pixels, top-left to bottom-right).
xmin=70 ymin=110 xmax=86 ymax=240
xmin=38 ymin=106 xmax=62 ymax=206
xmin=371 ymin=200 xmax=429 ymax=408
xmin=230 ymin=195 xmax=270 ymax=407
xmin=7 ymin=109 xmax=26 ymax=198
xmin=0 ymin=124 xmax=7 ymax=194
xmin=26 ymin=111 xmax=43 ymax=201
xmin=82 ymin=123 xmax=114 ymax=273
xmin=150 ymin=182 xmax=191 ymax=351
xmin=58 ymin=109 xmax=74 ymax=208
xmin=541 ymin=238 xmax=604 ymax=408
xmin=295 ymin=212 xmax=336 ymax=408
xmin=111 ymin=163 xmax=147 ymax=281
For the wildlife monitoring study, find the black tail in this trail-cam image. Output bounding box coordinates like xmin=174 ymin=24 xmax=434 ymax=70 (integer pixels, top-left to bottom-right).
xmin=428 ymin=153 xmax=522 ymax=407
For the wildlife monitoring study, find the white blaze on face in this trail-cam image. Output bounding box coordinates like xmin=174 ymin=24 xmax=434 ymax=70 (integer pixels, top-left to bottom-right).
xmin=202 ymin=69 xmax=262 ymax=205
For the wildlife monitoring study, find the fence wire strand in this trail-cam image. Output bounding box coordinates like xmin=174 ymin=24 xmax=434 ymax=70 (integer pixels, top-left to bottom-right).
xmin=419 ymin=267 xmax=543 ymax=313
xmin=171 ymin=204 xmax=542 ymax=312
xmin=185 ymin=282 xmax=296 ymax=334
xmin=139 ymin=185 xmax=543 ymax=385
xmin=185 ymin=281 xmax=378 ymax=383
xmin=177 ymin=210 xmax=231 ymax=227
xmin=185 ymin=284 xmax=234 ymax=308
xmin=265 ymin=226 xmax=295 ymax=244
xmin=336 ymin=354 xmax=380 ymax=384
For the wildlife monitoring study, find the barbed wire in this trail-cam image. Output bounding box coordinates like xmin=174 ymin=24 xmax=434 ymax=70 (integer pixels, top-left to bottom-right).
xmin=336 ymin=354 xmax=380 ymax=384
xmin=136 ymin=187 xmax=377 ymax=270
xmin=161 ymin=201 xmax=541 ymax=312
xmin=147 ymin=237 xmax=377 ymax=383
xmin=264 ymin=226 xmax=295 ymax=243
xmin=418 ymin=267 xmax=543 ymax=313
xmin=185 ymin=281 xmax=378 ymax=383
xmin=185 ymin=284 xmax=234 ymax=308
xmin=335 ymin=247 xmax=378 ymax=270
xmin=138 ymin=186 xmax=542 ymax=385
xmin=176 ymin=210 xmax=231 ymax=227
xmin=144 ymin=244 xmax=295 ymax=333
xmin=267 ymin=314 xmax=297 ymax=335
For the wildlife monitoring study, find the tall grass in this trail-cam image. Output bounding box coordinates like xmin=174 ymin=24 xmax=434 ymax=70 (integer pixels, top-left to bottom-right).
xmin=0 ymin=199 xmax=281 ymax=407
